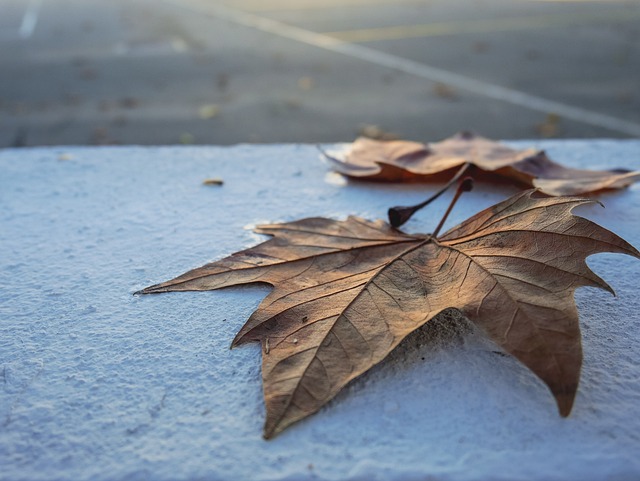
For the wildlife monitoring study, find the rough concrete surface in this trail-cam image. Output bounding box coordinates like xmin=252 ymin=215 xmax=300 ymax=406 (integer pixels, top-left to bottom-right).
xmin=1 ymin=140 xmax=640 ymax=480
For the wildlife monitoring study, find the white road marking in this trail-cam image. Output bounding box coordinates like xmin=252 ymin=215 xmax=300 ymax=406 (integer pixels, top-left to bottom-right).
xmin=160 ymin=0 xmax=640 ymax=137
xmin=19 ymin=0 xmax=43 ymax=39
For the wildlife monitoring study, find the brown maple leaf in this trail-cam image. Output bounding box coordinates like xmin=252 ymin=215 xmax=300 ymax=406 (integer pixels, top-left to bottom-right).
xmin=324 ymin=132 xmax=640 ymax=196
xmin=138 ymin=190 xmax=638 ymax=438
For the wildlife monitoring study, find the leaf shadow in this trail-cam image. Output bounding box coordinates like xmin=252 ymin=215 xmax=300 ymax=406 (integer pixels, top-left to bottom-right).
xmin=329 ymin=308 xmax=484 ymax=403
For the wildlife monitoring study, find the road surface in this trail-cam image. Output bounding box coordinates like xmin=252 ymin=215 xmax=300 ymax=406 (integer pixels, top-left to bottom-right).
xmin=1 ymin=0 xmax=639 ymax=146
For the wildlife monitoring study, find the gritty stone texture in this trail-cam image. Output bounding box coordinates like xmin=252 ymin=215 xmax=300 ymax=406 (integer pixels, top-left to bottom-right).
xmin=1 ymin=140 xmax=640 ymax=481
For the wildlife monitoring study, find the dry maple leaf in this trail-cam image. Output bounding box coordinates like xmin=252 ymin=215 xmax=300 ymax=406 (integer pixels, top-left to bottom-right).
xmin=138 ymin=190 xmax=638 ymax=438
xmin=324 ymin=132 xmax=640 ymax=196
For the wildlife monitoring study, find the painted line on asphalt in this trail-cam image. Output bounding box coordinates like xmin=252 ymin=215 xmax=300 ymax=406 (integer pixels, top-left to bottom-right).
xmin=19 ymin=0 xmax=43 ymax=39
xmin=160 ymin=0 xmax=640 ymax=137
xmin=324 ymin=10 xmax=640 ymax=43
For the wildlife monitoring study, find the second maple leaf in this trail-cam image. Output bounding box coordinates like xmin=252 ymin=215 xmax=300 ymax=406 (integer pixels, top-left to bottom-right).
xmin=324 ymin=132 xmax=640 ymax=196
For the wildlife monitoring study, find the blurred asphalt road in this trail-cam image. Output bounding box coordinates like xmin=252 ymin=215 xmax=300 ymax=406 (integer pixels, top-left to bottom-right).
xmin=1 ymin=0 xmax=639 ymax=147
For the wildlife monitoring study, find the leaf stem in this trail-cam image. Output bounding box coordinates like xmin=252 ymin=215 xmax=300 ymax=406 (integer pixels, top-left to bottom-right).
xmin=388 ymin=162 xmax=471 ymax=228
xmin=431 ymin=177 xmax=474 ymax=238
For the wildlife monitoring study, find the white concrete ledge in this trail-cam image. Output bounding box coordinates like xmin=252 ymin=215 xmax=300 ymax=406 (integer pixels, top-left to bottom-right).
xmin=1 ymin=140 xmax=640 ymax=481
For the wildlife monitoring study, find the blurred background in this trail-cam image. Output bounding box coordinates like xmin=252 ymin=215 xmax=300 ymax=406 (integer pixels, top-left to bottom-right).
xmin=1 ymin=0 xmax=639 ymax=147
